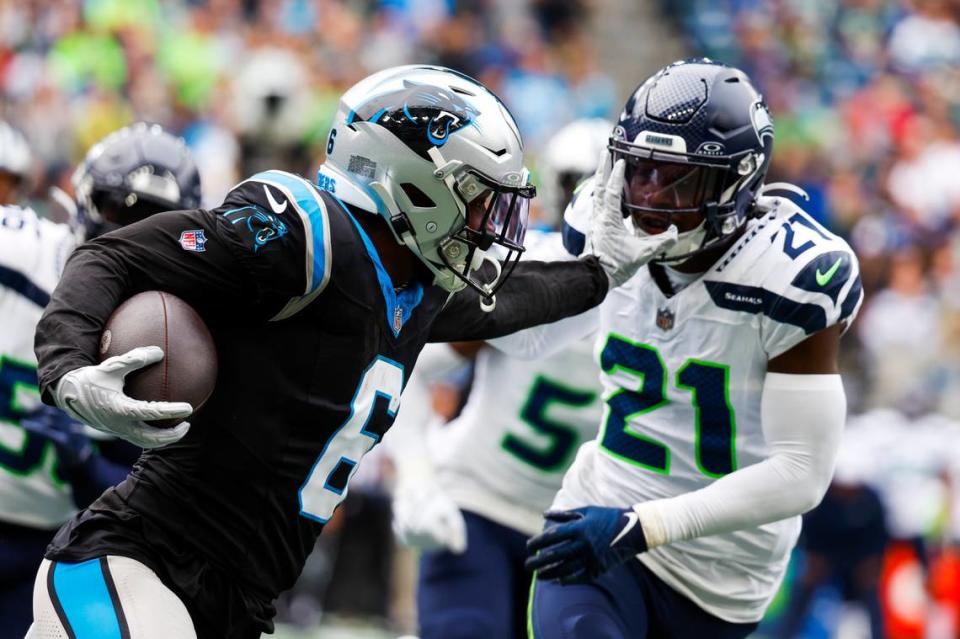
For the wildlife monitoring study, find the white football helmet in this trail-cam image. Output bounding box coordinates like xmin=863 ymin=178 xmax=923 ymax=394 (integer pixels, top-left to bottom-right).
xmin=539 ymin=118 xmax=613 ymax=223
xmin=0 ymin=120 xmax=31 ymax=200
xmin=317 ymin=65 xmax=534 ymax=303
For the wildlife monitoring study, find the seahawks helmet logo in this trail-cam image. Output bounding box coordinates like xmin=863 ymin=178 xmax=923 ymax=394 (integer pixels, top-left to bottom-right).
xmin=751 ymin=100 xmax=774 ymax=142
xmin=348 ymin=80 xmax=480 ymax=159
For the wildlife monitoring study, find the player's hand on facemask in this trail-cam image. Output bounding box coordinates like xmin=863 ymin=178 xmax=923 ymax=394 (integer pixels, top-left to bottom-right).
xmin=588 ymin=157 xmax=678 ymax=288
xmin=525 ymin=506 xmax=648 ymax=584
xmin=392 ymin=482 xmax=468 ymax=554
xmin=53 ymin=346 xmax=192 ymax=449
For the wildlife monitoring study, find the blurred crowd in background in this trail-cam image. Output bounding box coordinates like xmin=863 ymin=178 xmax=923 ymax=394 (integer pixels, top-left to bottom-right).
xmin=4 ymin=0 xmax=960 ymax=637
xmin=0 ymin=0 xmax=615 ymax=208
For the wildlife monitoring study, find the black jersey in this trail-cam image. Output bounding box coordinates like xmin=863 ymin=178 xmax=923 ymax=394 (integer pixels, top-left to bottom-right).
xmin=34 ymin=170 xmax=608 ymax=637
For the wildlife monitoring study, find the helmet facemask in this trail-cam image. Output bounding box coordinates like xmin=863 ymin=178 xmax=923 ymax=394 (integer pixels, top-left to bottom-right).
xmin=611 ymin=136 xmax=767 ymax=264
xmin=435 ymin=168 xmax=533 ymax=305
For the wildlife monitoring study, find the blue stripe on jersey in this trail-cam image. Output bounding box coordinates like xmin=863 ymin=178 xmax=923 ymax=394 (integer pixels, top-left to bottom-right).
xmin=705 ymin=281 xmax=827 ymax=334
xmin=839 ymin=275 xmax=863 ymax=323
xmin=329 ymin=195 xmax=424 ymax=337
xmin=789 ymin=250 xmax=852 ymax=305
xmin=249 ymin=171 xmax=329 ymax=295
xmin=52 ymin=559 xmax=123 ymax=639
xmin=561 ymin=221 xmax=585 ymax=257
xmin=0 ymin=263 xmax=50 ymax=308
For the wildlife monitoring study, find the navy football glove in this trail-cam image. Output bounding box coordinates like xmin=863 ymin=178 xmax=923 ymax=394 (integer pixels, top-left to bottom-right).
xmin=20 ymin=405 xmax=94 ymax=469
xmin=525 ymin=506 xmax=648 ymax=584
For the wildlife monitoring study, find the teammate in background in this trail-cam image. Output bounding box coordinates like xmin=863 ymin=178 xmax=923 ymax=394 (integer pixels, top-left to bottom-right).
xmin=0 ymin=123 xmax=201 ymax=637
xmin=537 ymin=118 xmax=614 ymax=228
xmin=27 ymin=66 xmax=676 ymax=638
xmin=516 ymin=58 xmax=864 ymax=638
xmin=389 ymin=118 xmax=611 ymax=639
xmin=0 ymin=120 xmax=32 ymax=205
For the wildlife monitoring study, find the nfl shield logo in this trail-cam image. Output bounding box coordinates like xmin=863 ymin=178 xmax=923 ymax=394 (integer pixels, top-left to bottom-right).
xmin=656 ymin=307 xmax=674 ymax=331
xmin=179 ymin=229 xmax=207 ymax=252
xmin=394 ymin=306 xmax=403 ymax=332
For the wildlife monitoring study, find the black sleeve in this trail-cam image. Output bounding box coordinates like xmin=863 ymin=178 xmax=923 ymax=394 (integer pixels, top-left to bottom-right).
xmin=428 ymin=255 xmax=608 ymax=342
xmin=35 ymin=183 xmax=314 ymax=401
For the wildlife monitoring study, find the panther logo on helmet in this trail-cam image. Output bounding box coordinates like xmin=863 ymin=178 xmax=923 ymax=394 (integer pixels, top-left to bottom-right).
xmin=348 ymin=80 xmax=480 ymax=158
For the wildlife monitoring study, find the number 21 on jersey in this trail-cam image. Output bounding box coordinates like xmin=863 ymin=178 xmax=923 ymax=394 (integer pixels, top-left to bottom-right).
xmin=599 ymin=333 xmax=736 ymax=478
xmin=299 ymin=356 xmax=403 ymax=523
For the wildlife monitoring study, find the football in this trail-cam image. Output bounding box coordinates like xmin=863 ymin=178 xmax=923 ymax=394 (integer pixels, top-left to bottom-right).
xmin=98 ymin=290 xmax=217 ymax=428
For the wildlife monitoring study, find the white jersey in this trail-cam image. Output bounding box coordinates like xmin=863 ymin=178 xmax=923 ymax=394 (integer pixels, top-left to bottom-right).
xmin=554 ymin=191 xmax=863 ymax=622
xmin=0 ymin=205 xmax=77 ymax=528
xmin=431 ymin=231 xmax=604 ymax=536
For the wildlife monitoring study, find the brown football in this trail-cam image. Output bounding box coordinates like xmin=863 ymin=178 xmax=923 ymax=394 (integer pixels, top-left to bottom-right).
xmin=98 ymin=291 xmax=217 ymax=428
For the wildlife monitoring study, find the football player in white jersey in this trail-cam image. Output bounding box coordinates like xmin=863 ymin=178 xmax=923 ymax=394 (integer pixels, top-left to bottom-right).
xmin=0 ymin=123 xmax=201 ymax=637
xmin=518 ymin=59 xmax=863 ymax=638
xmin=388 ymin=118 xmax=611 ymax=639
xmin=0 ymin=120 xmax=32 ymax=205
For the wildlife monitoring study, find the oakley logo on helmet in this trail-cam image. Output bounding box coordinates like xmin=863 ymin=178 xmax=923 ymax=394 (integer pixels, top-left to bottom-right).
xmin=696 ymin=142 xmax=726 ymax=155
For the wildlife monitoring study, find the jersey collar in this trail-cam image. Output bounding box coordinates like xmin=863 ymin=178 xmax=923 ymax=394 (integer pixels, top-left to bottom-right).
xmin=332 ymin=195 xmax=424 ymax=337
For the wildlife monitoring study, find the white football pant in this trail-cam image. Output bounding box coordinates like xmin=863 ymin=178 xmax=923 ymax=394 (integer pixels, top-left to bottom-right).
xmin=25 ymin=556 xmax=197 ymax=638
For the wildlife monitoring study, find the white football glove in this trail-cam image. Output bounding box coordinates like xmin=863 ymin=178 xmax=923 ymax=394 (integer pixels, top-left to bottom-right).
xmin=589 ymin=157 xmax=679 ymax=288
xmin=53 ymin=346 xmax=193 ymax=449
xmin=392 ymin=480 xmax=467 ymax=554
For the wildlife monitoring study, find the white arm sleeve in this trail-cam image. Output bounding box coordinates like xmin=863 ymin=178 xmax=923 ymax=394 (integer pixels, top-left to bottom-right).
xmin=487 ymin=306 xmax=600 ymax=360
xmin=634 ymin=373 xmax=846 ymax=549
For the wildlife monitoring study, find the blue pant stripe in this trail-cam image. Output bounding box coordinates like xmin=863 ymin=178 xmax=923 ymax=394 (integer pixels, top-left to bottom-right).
xmin=51 ymin=559 xmax=123 ymax=639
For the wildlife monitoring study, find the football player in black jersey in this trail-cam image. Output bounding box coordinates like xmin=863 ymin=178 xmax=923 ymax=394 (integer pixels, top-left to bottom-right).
xmin=28 ymin=66 xmax=677 ymax=638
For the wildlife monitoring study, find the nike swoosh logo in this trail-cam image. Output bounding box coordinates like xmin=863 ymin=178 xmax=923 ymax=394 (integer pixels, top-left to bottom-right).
xmin=263 ymin=185 xmax=288 ymax=214
xmin=610 ymin=512 xmax=639 ymax=547
xmin=815 ymin=257 xmax=843 ymax=286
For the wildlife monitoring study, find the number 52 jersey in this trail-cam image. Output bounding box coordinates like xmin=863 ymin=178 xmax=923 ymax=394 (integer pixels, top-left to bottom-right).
xmin=432 ymin=231 xmax=604 ymax=536
xmin=553 ymin=194 xmax=863 ymax=623
xmin=0 ymin=205 xmax=76 ymax=528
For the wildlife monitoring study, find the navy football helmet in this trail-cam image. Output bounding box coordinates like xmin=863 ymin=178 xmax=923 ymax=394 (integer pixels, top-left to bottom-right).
xmin=74 ymin=123 xmax=201 ymax=239
xmin=610 ymin=58 xmax=774 ymax=263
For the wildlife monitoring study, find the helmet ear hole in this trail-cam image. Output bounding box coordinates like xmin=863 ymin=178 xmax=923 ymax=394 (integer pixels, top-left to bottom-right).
xmin=400 ymin=182 xmax=436 ymax=208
